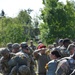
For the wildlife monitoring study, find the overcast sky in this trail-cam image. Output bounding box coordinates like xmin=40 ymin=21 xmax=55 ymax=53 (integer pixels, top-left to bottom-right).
xmin=0 ymin=0 xmax=71 ymax=18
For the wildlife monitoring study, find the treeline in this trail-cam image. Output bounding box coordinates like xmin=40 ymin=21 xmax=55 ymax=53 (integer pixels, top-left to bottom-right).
xmin=40 ymin=0 xmax=75 ymax=44
xmin=0 ymin=0 xmax=75 ymax=46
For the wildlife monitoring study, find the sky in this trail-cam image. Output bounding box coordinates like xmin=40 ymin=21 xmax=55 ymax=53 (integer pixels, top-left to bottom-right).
xmin=0 ymin=0 xmax=72 ymax=18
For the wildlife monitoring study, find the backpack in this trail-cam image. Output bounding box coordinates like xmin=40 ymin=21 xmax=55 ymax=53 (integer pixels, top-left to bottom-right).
xmin=55 ymin=57 xmax=74 ymax=75
xmin=70 ymin=69 xmax=75 ymax=75
xmin=8 ymin=53 xmax=30 ymax=75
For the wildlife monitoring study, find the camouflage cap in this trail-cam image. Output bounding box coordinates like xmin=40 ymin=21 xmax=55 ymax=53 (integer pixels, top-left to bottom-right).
xmin=19 ymin=65 xmax=30 ymax=75
xmin=7 ymin=43 xmax=12 ymax=48
xmin=12 ymin=43 xmax=20 ymax=49
xmin=63 ymin=38 xmax=71 ymax=44
xmin=58 ymin=39 xmax=63 ymax=43
xmin=20 ymin=42 xmax=28 ymax=48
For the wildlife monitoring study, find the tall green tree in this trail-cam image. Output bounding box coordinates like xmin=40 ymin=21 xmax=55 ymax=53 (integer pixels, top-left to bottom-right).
xmin=17 ymin=10 xmax=32 ymax=25
xmin=0 ymin=9 xmax=34 ymax=46
xmin=40 ymin=0 xmax=75 ymax=44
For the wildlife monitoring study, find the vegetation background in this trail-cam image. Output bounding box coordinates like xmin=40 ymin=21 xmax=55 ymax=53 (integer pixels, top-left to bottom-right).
xmin=0 ymin=0 xmax=75 ymax=47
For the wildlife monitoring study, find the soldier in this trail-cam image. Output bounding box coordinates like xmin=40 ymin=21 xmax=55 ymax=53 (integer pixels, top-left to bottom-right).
xmin=7 ymin=43 xmax=13 ymax=52
xmin=67 ymin=44 xmax=75 ymax=55
xmin=37 ymin=40 xmax=45 ymax=49
xmin=29 ymin=40 xmax=36 ymax=51
xmin=58 ymin=38 xmax=71 ymax=57
xmin=33 ymin=45 xmax=50 ymax=75
xmin=57 ymin=39 xmax=63 ymax=49
xmin=20 ymin=42 xmax=36 ymax=75
xmin=46 ymin=50 xmax=61 ymax=75
xmin=12 ymin=43 xmax=20 ymax=53
xmin=7 ymin=42 xmax=31 ymax=75
xmin=0 ymin=48 xmax=15 ymax=75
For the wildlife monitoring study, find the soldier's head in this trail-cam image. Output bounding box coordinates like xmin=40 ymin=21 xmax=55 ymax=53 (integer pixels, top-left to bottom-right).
xmin=37 ymin=44 xmax=47 ymax=54
xmin=7 ymin=43 xmax=12 ymax=52
xmin=20 ymin=42 xmax=30 ymax=53
xmin=0 ymin=48 xmax=10 ymax=58
xmin=12 ymin=43 xmax=20 ymax=53
xmin=67 ymin=44 xmax=75 ymax=55
xmin=53 ymin=42 xmax=57 ymax=47
xmin=63 ymin=38 xmax=71 ymax=48
xmin=58 ymin=39 xmax=63 ymax=46
xmin=38 ymin=40 xmax=42 ymax=44
xmin=50 ymin=49 xmax=61 ymax=60
xmin=30 ymin=40 xmax=33 ymax=45
xmin=20 ymin=42 xmax=28 ymax=49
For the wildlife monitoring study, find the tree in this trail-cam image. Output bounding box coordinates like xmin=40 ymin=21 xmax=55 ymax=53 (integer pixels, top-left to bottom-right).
xmin=0 ymin=9 xmax=34 ymax=46
xmin=17 ymin=10 xmax=32 ymax=25
xmin=40 ymin=0 xmax=75 ymax=44
xmin=17 ymin=10 xmax=35 ymax=40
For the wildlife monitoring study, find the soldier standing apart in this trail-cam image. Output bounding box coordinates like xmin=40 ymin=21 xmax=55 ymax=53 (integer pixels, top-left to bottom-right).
xmin=33 ymin=45 xmax=50 ymax=75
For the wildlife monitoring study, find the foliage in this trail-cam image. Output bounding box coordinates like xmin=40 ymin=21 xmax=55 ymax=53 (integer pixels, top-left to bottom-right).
xmin=0 ymin=10 xmax=36 ymax=46
xmin=40 ymin=0 xmax=75 ymax=44
xmin=17 ymin=10 xmax=32 ymax=25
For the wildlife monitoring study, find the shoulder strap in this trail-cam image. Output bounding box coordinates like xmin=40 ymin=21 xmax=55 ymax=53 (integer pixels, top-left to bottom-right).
xmin=55 ymin=58 xmax=71 ymax=75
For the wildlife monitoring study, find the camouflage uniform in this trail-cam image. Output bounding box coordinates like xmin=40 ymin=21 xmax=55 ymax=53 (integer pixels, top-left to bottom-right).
xmin=8 ymin=51 xmax=30 ymax=75
xmin=20 ymin=42 xmax=36 ymax=75
xmin=7 ymin=43 xmax=12 ymax=52
xmin=0 ymin=48 xmax=15 ymax=75
xmin=33 ymin=49 xmax=50 ymax=75
xmin=12 ymin=43 xmax=20 ymax=53
xmin=59 ymin=46 xmax=69 ymax=57
xmin=29 ymin=54 xmax=36 ymax=75
xmin=57 ymin=38 xmax=71 ymax=57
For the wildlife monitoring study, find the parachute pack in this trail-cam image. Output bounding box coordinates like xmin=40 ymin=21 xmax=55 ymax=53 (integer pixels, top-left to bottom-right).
xmin=55 ymin=57 xmax=75 ymax=75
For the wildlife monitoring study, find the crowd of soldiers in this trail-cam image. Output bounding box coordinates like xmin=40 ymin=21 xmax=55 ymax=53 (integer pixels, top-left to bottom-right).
xmin=0 ymin=38 xmax=75 ymax=75
xmin=0 ymin=40 xmax=36 ymax=75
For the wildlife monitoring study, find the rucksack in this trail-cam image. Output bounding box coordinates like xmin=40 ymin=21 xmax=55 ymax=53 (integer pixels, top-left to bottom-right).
xmin=70 ymin=69 xmax=75 ymax=75
xmin=55 ymin=57 xmax=74 ymax=75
